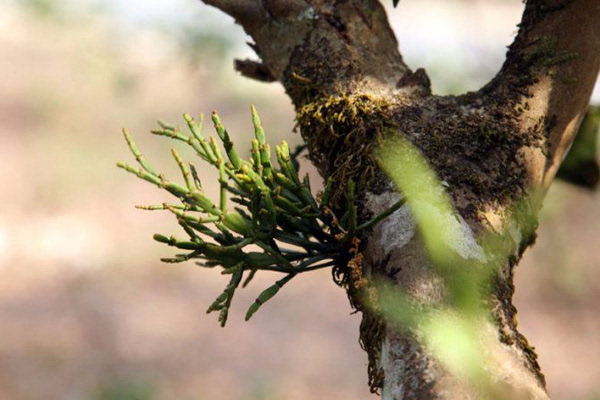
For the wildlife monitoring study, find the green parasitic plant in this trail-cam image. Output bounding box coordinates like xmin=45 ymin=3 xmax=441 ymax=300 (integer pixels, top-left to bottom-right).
xmin=118 ymin=106 xmax=404 ymax=326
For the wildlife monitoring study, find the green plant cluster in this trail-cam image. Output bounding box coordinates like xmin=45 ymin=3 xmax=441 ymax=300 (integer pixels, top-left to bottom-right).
xmin=118 ymin=107 xmax=403 ymax=326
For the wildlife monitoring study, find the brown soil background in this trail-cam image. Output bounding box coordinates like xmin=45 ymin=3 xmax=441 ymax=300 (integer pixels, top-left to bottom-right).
xmin=1 ymin=2 xmax=599 ymax=399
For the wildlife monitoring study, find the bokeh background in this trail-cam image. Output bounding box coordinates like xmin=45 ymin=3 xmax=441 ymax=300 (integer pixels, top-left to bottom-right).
xmin=1 ymin=0 xmax=599 ymax=399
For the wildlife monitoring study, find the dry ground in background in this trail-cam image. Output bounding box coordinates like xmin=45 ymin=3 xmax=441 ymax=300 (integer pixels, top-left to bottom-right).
xmin=1 ymin=4 xmax=599 ymax=400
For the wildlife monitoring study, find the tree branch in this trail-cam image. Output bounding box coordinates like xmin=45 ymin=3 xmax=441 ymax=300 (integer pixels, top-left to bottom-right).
xmin=201 ymin=0 xmax=264 ymax=27
xmin=483 ymin=0 xmax=600 ymax=190
xmin=200 ymin=0 xmax=411 ymax=103
xmin=193 ymin=1 xmax=600 ymax=398
xmin=234 ymin=59 xmax=277 ymax=82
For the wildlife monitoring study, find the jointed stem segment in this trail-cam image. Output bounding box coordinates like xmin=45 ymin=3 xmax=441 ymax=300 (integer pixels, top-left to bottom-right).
xmin=118 ymin=107 xmax=404 ymax=325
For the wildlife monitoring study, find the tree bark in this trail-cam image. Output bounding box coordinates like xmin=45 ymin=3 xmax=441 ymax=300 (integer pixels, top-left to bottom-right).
xmin=199 ymin=0 xmax=600 ymax=398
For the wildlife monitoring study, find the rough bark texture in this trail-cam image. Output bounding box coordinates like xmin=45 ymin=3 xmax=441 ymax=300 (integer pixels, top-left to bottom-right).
xmin=200 ymin=0 xmax=600 ymax=398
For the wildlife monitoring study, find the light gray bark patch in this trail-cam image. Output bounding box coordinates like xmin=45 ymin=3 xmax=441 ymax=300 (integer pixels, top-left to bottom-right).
xmin=443 ymin=213 xmax=487 ymax=263
xmin=298 ymin=7 xmax=318 ymax=20
xmin=365 ymin=191 xmax=416 ymax=264
xmin=366 ymin=191 xmax=486 ymax=264
xmin=381 ymin=336 xmax=406 ymax=400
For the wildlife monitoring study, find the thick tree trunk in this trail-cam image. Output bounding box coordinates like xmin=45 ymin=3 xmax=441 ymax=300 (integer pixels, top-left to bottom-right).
xmin=200 ymin=0 xmax=600 ymax=398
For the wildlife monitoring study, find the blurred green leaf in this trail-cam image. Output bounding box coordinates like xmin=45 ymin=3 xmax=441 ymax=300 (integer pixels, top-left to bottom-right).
xmin=377 ymin=135 xmax=486 ymax=272
xmin=19 ymin=0 xmax=61 ymax=18
xmin=422 ymin=312 xmax=485 ymax=381
xmin=95 ymin=379 xmax=154 ymax=400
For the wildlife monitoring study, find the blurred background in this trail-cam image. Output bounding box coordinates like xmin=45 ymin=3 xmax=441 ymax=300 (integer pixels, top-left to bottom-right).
xmin=1 ymin=0 xmax=599 ymax=399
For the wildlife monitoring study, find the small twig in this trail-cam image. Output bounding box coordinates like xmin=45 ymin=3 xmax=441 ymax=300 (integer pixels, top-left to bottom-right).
xmin=234 ymin=59 xmax=276 ymax=82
